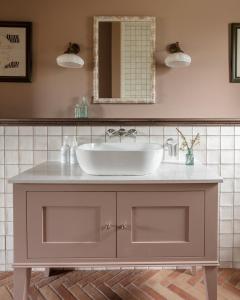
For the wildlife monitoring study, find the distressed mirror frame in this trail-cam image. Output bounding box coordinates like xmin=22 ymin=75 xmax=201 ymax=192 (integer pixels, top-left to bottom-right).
xmin=93 ymin=16 xmax=156 ymax=104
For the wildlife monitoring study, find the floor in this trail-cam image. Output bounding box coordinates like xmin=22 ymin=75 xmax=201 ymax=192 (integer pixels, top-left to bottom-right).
xmin=0 ymin=268 xmax=240 ymax=300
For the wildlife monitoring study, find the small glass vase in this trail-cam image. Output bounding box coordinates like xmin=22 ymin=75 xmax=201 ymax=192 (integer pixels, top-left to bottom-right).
xmin=185 ymin=149 xmax=194 ymax=165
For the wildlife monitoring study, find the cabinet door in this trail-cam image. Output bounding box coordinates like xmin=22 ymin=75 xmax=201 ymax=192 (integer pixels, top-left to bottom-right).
xmin=117 ymin=191 xmax=205 ymax=258
xmin=27 ymin=192 xmax=116 ymax=258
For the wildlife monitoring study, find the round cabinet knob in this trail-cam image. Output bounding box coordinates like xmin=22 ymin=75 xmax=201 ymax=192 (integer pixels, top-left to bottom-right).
xmin=104 ymin=224 xmax=112 ymax=230
xmin=118 ymin=224 xmax=127 ymax=230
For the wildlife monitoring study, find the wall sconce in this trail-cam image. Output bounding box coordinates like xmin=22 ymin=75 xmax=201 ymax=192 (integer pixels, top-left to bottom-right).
xmin=56 ymin=42 xmax=84 ymax=68
xmin=164 ymin=42 xmax=191 ymax=68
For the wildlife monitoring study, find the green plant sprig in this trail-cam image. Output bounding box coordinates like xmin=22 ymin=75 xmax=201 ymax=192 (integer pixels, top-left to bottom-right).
xmin=176 ymin=128 xmax=200 ymax=151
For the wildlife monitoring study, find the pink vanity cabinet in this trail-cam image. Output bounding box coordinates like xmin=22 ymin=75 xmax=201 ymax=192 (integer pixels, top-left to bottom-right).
xmin=13 ymin=182 xmax=219 ymax=300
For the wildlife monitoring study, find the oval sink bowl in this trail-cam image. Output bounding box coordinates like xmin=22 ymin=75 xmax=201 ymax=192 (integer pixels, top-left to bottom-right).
xmin=76 ymin=143 xmax=163 ymax=175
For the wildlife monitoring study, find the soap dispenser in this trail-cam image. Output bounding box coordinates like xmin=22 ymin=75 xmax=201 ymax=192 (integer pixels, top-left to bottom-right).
xmin=61 ymin=136 xmax=70 ymax=164
xmin=70 ymin=136 xmax=78 ymax=164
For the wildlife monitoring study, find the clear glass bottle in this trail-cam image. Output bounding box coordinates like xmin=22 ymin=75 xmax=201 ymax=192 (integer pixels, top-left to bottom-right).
xmin=74 ymin=104 xmax=81 ymax=118
xmin=70 ymin=136 xmax=78 ymax=165
xmin=60 ymin=136 xmax=70 ymax=164
xmin=80 ymin=96 xmax=88 ymax=118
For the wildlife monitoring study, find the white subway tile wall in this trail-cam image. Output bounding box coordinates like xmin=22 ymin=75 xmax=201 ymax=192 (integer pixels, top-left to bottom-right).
xmin=0 ymin=125 xmax=239 ymax=270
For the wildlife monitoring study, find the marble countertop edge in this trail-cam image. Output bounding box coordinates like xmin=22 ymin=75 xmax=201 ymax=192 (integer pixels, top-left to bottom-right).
xmin=9 ymin=162 xmax=223 ymax=184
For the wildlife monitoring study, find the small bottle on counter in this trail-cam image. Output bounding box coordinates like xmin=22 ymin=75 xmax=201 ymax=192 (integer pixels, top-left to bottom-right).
xmin=74 ymin=104 xmax=81 ymax=118
xmin=60 ymin=136 xmax=70 ymax=164
xmin=70 ymin=136 xmax=78 ymax=164
xmin=80 ymin=96 xmax=88 ymax=118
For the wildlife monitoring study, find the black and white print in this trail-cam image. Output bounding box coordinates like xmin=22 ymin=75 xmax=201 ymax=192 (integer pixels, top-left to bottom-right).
xmin=0 ymin=22 xmax=32 ymax=82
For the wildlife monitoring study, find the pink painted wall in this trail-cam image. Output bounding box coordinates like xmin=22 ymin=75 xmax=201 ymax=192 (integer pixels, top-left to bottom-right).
xmin=0 ymin=0 xmax=240 ymax=118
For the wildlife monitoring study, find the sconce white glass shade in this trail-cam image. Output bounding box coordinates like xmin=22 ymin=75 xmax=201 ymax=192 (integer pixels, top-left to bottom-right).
xmin=164 ymin=52 xmax=191 ymax=68
xmin=56 ymin=53 xmax=84 ymax=68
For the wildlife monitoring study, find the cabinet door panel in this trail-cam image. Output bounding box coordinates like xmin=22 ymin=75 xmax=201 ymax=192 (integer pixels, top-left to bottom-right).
xmin=27 ymin=192 xmax=116 ymax=258
xmin=117 ymin=191 xmax=205 ymax=258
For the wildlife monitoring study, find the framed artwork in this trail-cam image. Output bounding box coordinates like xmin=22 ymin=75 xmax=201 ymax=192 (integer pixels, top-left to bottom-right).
xmin=0 ymin=21 xmax=32 ymax=82
xmin=230 ymin=23 xmax=240 ymax=82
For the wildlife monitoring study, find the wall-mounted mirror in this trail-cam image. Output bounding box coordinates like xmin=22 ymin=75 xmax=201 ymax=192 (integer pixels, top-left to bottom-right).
xmin=93 ymin=16 xmax=156 ymax=104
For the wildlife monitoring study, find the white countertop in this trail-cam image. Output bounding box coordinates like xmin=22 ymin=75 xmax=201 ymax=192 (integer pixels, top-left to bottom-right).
xmin=9 ymin=161 xmax=223 ymax=184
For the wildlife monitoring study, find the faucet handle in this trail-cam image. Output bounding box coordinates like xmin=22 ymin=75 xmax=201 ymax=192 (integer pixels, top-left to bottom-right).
xmin=106 ymin=128 xmax=116 ymax=137
xmin=127 ymin=129 xmax=137 ymax=136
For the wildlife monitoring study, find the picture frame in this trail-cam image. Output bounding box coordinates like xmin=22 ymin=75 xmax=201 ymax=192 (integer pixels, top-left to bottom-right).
xmin=230 ymin=23 xmax=240 ymax=83
xmin=0 ymin=21 xmax=32 ymax=82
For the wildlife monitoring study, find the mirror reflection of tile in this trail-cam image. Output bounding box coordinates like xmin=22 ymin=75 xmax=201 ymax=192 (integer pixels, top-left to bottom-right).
xmin=121 ymin=22 xmax=153 ymax=100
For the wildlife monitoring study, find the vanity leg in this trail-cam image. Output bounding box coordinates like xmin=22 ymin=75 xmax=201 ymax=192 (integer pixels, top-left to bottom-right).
xmin=203 ymin=266 xmax=217 ymax=300
xmin=44 ymin=267 xmax=51 ymax=277
xmin=14 ymin=268 xmax=31 ymax=300
xmin=191 ymin=266 xmax=197 ymax=276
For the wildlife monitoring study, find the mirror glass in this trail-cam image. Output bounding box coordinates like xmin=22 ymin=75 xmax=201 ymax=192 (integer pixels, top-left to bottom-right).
xmin=93 ymin=17 xmax=156 ymax=103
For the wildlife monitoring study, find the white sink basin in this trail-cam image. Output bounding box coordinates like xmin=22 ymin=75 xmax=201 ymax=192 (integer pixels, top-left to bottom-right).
xmin=76 ymin=143 xmax=163 ymax=175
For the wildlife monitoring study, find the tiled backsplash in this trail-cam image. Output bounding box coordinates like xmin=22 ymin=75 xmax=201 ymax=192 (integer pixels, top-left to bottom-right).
xmin=0 ymin=125 xmax=240 ymax=270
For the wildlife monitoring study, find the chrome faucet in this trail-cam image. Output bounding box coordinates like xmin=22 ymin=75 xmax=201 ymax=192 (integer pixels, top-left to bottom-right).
xmin=106 ymin=128 xmax=137 ymax=137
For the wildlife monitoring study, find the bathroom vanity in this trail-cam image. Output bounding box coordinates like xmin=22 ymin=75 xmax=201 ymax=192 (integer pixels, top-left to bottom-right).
xmin=10 ymin=161 xmax=222 ymax=300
